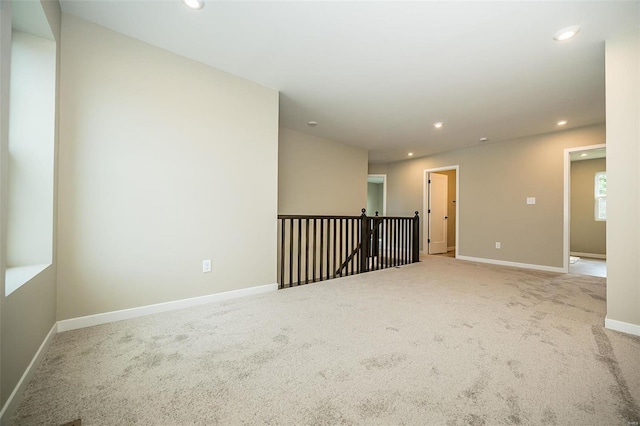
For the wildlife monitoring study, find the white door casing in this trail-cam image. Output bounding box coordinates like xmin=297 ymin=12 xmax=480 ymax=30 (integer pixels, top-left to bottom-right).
xmin=428 ymin=172 xmax=448 ymax=254
xmin=563 ymin=143 xmax=606 ymax=273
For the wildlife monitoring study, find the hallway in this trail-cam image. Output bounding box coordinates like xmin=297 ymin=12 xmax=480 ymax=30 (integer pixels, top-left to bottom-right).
xmin=570 ymin=257 xmax=607 ymax=278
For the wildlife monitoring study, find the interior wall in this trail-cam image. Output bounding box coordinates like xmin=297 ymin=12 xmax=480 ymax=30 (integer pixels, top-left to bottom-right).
xmin=570 ymin=158 xmax=606 ymax=256
xmin=1 ymin=268 xmax=56 ymax=404
xmin=605 ymin=28 xmax=640 ymax=329
xmin=368 ymin=164 xmax=388 ymax=176
xmin=366 ymin=182 xmax=383 ymax=216
xmin=278 ymin=127 xmax=367 ymax=216
xmin=0 ymin=0 xmax=60 ymax=408
xmin=57 ymin=15 xmax=279 ymax=320
xmin=372 ymin=124 xmax=605 ymax=268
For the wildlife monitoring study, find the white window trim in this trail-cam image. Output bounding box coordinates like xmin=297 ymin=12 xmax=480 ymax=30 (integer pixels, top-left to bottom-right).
xmin=5 ymin=264 xmax=51 ymax=296
xmin=595 ymin=171 xmax=606 ymax=221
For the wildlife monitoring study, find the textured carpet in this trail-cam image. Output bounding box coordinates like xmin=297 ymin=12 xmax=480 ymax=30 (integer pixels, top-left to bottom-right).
xmin=10 ymin=257 xmax=640 ymax=425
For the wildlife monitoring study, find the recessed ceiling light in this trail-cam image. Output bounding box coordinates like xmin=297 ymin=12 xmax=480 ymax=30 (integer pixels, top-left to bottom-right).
xmin=554 ymin=26 xmax=580 ymax=41
xmin=408 ymin=152 xmax=414 ymax=157
xmin=580 ymin=153 xmax=588 ymax=157
xmin=480 ymin=137 xmax=488 ymax=142
xmin=307 ymin=121 xmax=318 ymax=127
xmin=183 ymin=0 xmax=204 ymax=9
xmin=182 ymin=0 xmax=204 ymax=9
xmin=557 ymin=120 xmax=568 ymax=126
xmin=434 ymin=122 xmax=444 ymax=129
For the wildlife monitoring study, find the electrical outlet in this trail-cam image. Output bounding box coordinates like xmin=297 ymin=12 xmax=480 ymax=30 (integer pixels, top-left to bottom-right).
xmin=527 ymin=197 xmax=536 ymax=205
xmin=202 ymin=259 xmax=212 ymax=273
xmin=495 ymin=242 xmax=501 ymax=249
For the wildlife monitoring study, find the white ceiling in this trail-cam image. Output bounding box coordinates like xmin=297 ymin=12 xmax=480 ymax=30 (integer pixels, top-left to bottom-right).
xmin=60 ymin=1 xmax=639 ymax=163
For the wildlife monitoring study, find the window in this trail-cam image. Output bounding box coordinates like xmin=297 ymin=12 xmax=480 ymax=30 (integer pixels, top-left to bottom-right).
xmin=4 ymin=24 xmax=56 ymax=295
xmin=595 ymin=171 xmax=606 ymax=221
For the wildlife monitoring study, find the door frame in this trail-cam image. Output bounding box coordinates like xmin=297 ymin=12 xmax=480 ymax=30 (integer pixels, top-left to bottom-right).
xmin=563 ymin=143 xmax=606 ymax=273
xmin=367 ymin=174 xmax=387 ymax=216
xmin=423 ymin=166 xmax=460 ymax=257
xmin=427 ymin=172 xmax=449 ymax=254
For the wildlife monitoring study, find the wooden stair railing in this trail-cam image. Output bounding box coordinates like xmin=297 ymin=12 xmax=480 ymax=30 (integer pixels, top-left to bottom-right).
xmin=336 ymin=243 xmax=362 ymax=277
xmin=277 ymin=209 xmax=419 ymax=289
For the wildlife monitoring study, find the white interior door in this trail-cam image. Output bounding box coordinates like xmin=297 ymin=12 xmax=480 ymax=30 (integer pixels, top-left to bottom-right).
xmin=428 ymin=172 xmax=448 ymax=254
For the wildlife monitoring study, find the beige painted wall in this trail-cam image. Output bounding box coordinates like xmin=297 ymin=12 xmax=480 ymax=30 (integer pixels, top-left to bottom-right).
xmin=374 ymin=124 xmax=605 ymax=268
xmin=56 ymin=15 xmax=279 ymax=320
xmin=605 ymin=28 xmax=640 ymax=329
xmin=368 ymin=164 xmax=388 ymax=175
xmin=0 ymin=0 xmax=60 ymax=408
xmin=570 ymin=158 xmax=606 ymax=256
xmin=279 ymin=127 xmax=368 ymax=216
xmin=1 ymin=267 xmax=56 ymax=403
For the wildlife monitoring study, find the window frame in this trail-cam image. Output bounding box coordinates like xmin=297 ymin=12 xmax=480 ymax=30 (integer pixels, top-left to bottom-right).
xmin=594 ymin=171 xmax=606 ymax=221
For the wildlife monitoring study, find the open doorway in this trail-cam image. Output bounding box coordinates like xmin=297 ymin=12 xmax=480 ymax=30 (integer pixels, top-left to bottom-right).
xmin=367 ymin=175 xmax=387 ymax=216
xmin=423 ymin=166 xmax=459 ymax=257
xmin=564 ymin=145 xmax=606 ymax=277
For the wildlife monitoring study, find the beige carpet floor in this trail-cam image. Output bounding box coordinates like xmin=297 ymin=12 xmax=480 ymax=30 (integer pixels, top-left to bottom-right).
xmin=10 ymin=257 xmax=640 ymax=425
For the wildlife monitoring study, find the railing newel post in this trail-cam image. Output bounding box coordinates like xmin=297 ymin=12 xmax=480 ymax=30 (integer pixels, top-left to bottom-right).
xmin=359 ymin=208 xmax=369 ymax=273
xmin=297 ymin=219 xmax=302 ymax=286
xmin=280 ymin=219 xmax=285 ymax=289
xmin=412 ymin=211 xmax=420 ymax=263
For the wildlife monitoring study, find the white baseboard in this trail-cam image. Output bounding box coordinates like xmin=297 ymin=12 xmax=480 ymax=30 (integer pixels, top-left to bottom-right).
xmin=457 ymin=255 xmax=565 ymax=273
xmin=605 ymin=317 xmax=640 ymax=337
xmin=58 ymin=283 xmax=278 ymax=332
xmin=570 ymin=252 xmax=607 ymax=260
xmin=0 ymin=322 xmax=58 ymax=425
